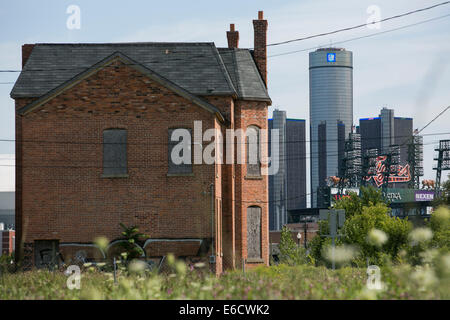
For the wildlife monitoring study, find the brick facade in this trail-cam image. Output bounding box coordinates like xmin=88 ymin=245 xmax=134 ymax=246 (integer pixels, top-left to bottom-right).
xmin=14 ymin=13 xmax=270 ymax=274
xmin=1 ymin=230 xmax=15 ymax=256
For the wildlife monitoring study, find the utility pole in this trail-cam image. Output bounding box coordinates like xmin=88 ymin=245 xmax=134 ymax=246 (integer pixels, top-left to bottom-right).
xmin=304 ymin=222 xmax=307 ymax=249
xmin=319 ymin=209 xmax=345 ymax=270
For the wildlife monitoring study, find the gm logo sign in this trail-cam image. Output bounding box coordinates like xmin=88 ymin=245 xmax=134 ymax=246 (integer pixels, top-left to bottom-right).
xmin=327 ymin=53 xmax=336 ymax=62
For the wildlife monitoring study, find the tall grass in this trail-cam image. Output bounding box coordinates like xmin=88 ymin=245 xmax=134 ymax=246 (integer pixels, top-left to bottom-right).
xmin=0 ymin=261 xmax=448 ymax=300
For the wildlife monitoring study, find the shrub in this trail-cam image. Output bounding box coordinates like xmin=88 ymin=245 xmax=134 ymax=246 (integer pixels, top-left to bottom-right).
xmin=278 ymin=226 xmax=308 ymax=265
xmin=342 ymin=203 xmax=412 ymax=265
xmin=118 ymin=223 xmax=148 ymax=261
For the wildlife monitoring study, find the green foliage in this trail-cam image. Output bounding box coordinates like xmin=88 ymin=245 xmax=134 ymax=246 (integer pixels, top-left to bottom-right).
xmin=0 ymin=253 xmax=15 ymax=274
xmin=429 ymin=206 xmax=450 ymax=250
xmin=0 ymin=261 xmax=448 ymax=299
xmin=310 ymin=187 xmax=411 ymax=267
xmin=342 ymin=203 xmax=412 ymax=265
xmin=118 ymin=223 xmax=148 ymax=261
xmin=278 ymin=226 xmax=308 ymax=265
xmin=433 ymin=174 xmax=450 ymax=207
xmin=333 ymin=186 xmax=386 ymax=218
xmin=308 ymin=221 xmax=342 ymax=267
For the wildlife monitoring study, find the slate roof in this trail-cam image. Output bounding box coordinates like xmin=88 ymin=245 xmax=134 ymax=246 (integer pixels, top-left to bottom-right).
xmin=218 ymin=48 xmax=270 ymax=101
xmin=11 ymin=42 xmax=270 ymax=103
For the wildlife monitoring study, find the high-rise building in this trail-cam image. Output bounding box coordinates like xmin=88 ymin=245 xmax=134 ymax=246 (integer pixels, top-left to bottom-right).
xmin=309 ymin=48 xmax=353 ymax=207
xmin=269 ymin=110 xmax=306 ymax=230
xmin=269 ymin=110 xmax=287 ymax=231
xmin=286 ymin=119 xmax=307 ymax=212
xmin=358 ymin=107 xmax=414 ymax=188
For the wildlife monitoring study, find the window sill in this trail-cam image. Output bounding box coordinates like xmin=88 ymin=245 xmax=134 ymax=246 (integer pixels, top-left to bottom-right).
xmin=246 ymin=258 xmax=265 ymax=263
xmin=167 ymin=173 xmax=194 ymax=177
xmin=101 ymin=174 xmax=129 ymax=178
xmin=245 ymin=175 xmax=263 ymax=180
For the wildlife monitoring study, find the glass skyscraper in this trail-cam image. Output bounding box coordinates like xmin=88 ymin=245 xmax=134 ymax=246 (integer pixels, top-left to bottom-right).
xmin=269 ymin=110 xmax=306 ymax=230
xmin=309 ymin=48 xmax=353 ymax=207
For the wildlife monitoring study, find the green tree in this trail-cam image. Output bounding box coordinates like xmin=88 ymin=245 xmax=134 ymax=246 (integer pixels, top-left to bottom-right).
xmin=342 ymin=203 xmax=412 ymax=265
xmin=429 ymin=206 xmax=450 ymax=250
xmin=333 ymin=186 xmax=386 ymax=218
xmin=278 ymin=226 xmax=307 ymax=265
xmin=433 ymin=174 xmax=450 ymax=207
xmin=118 ymin=223 xmax=148 ymax=261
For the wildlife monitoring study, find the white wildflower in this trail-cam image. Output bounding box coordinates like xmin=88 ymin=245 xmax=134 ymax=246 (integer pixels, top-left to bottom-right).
xmin=410 ymin=266 xmax=437 ymax=290
xmin=323 ymin=245 xmax=357 ymax=264
xmin=367 ymin=229 xmax=388 ymax=247
xmin=128 ymin=259 xmax=147 ymax=274
xmin=409 ymin=228 xmax=433 ymax=245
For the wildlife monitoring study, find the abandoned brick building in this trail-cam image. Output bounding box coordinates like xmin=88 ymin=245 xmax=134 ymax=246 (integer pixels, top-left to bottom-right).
xmin=11 ymin=11 xmax=271 ymax=273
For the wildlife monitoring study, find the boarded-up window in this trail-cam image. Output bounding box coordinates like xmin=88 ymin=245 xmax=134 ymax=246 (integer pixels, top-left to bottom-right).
xmin=247 ymin=206 xmax=262 ymax=259
xmin=103 ymin=129 xmax=127 ymax=176
xmin=168 ymin=128 xmax=192 ymax=174
xmin=247 ymin=126 xmax=261 ymax=176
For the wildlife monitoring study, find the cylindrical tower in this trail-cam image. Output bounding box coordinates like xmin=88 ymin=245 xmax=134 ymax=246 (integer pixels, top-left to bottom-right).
xmin=309 ymin=48 xmax=353 ymax=207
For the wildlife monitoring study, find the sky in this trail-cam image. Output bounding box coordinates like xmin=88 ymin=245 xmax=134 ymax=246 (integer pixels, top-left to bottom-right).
xmin=0 ymin=0 xmax=449 ymax=196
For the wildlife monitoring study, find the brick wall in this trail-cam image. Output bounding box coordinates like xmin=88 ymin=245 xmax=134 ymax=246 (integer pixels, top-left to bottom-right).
xmin=16 ymin=35 xmax=270 ymax=273
xmin=234 ymin=100 xmax=269 ymax=268
xmin=1 ymin=230 xmax=15 ymax=255
xmin=16 ymin=60 xmax=222 ymax=266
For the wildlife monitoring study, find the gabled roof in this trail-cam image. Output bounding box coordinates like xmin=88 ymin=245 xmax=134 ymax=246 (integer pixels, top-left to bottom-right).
xmin=16 ymin=51 xmax=226 ymax=122
xmin=218 ymin=48 xmax=270 ymax=102
xmin=11 ymin=42 xmax=271 ymax=104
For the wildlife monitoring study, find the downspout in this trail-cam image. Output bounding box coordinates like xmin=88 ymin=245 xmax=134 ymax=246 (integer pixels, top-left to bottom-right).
xmin=210 ymin=183 xmax=215 ymax=264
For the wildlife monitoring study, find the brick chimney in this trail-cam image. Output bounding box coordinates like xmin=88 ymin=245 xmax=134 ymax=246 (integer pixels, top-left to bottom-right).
xmin=253 ymin=11 xmax=268 ymax=86
xmin=22 ymin=44 xmax=35 ymax=68
xmin=227 ymin=24 xmax=239 ymax=48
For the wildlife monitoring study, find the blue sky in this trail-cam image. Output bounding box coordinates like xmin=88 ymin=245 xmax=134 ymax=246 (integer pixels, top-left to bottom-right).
xmin=0 ymin=0 xmax=449 ymax=193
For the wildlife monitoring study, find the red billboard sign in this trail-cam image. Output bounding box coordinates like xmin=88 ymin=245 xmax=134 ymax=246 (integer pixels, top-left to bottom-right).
xmin=365 ymin=156 xmax=411 ymax=187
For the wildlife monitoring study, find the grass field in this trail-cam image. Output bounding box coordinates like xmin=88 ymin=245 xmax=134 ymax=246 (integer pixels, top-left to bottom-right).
xmin=0 ymin=262 xmax=448 ymax=300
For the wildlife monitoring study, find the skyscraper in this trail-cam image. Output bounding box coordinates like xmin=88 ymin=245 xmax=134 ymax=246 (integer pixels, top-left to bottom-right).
xmin=358 ymin=107 xmax=414 ymax=188
xmin=269 ymin=110 xmax=287 ymax=230
xmin=309 ymin=48 xmax=353 ymax=207
xmin=269 ymin=110 xmax=306 ymax=230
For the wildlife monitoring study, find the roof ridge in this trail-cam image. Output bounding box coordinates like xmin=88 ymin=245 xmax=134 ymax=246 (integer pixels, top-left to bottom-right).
xmin=210 ymin=46 xmax=237 ymax=97
xmin=230 ymin=49 xmax=243 ymax=97
xmin=34 ymin=42 xmax=216 ymax=46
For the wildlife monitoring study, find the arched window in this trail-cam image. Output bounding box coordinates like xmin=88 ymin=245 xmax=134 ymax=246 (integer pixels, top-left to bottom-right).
xmin=246 ymin=126 xmax=261 ymax=176
xmin=247 ymin=206 xmax=262 ymax=259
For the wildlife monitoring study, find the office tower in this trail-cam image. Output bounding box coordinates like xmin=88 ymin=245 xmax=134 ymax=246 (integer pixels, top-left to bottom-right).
xmin=269 ymin=110 xmax=306 ymax=230
xmin=309 ymin=48 xmax=353 ymax=207
xmin=269 ymin=110 xmax=287 ymax=231
xmin=286 ymin=119 xmax=307 ymax=211
xmin=359 ymin=107 xmax=413 ymax=188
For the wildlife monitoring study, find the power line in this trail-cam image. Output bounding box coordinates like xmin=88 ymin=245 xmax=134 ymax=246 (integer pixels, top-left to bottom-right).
xmin=397 ymin=105 xmax=450 ymax=148
xmin=416 ymin=106 xmax=450 ymax=135
xmin=0 ymin=131 xmax=447 ymax=145
xmin=0 ymin=139 xmax=442 ymax=168
xmin=0 ymin=5 xmax=448 ymax=75
xmin=267 ymin=1 xmax=450 ymax=47
xmin=269 ymin=12 xmax=450 ymax=58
